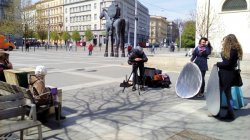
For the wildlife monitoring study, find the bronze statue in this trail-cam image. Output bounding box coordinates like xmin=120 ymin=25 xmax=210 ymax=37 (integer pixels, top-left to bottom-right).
xmin=100 ymin=4 xmax=128 ymax=57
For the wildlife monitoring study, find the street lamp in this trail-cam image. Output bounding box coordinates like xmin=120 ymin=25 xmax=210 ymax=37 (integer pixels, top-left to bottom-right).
xmin=178 ymin=23 xmax=183 ymax=51
xmin=58 ymin=22 xmax=63 ymax=46
xmin=134 ymin=0 xmax=138 ymax=48
xmin=47 ymin=4 xmax=50 ymax=50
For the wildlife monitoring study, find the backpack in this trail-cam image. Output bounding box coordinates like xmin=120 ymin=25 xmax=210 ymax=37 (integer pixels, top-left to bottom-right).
xmin=28 ymin=75 xmax=51 ymax=105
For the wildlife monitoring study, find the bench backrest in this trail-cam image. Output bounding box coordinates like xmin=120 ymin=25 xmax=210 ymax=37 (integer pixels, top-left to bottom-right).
xmin=0 ymin=81 xmax=35 ymax=104
xmin=0 ymin=93 xmax=26 ymax=120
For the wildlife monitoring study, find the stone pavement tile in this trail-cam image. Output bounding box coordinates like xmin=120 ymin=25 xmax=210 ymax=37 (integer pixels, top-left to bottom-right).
xmin=46 ymin=72 xmax=98 ymax=87
xmin=167 ymin=129 xmax=219 ymax=140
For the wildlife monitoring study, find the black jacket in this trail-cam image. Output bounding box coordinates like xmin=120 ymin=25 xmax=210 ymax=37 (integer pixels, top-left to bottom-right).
xmin=217 ymin=49 xmax=238 ymax=90
xmin=128 ymin=51 xmax=148 ymax=65
xmin=217 ymin=49 xmax=238 ymax=71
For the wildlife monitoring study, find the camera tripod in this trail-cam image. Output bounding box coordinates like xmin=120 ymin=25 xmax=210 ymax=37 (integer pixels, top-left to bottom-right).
xmin=121 ymin=69 xmax=143 ymax=95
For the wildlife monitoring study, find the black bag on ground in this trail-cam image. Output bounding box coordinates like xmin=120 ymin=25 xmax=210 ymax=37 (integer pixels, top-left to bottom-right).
xmin=145 ymin=73 xmax=171 ymax=88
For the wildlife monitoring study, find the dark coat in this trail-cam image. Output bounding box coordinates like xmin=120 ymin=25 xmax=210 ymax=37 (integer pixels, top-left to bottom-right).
xmin=191 ymin=45 xmax=212 ymax=71
xmin=128 ymin=51 xmax=148 ymax=65
xmin=217 ymin=49 xmax=238 ymax=90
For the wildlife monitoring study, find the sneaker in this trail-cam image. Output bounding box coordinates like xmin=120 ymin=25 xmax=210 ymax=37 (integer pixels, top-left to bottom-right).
xmin=132 ymin=86 xmax=136 ymax=91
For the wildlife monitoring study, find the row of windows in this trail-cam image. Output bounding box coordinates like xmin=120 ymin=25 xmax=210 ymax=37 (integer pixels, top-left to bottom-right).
xmin=69 ymin=15 xmax=91 ymax=23
xmin=69 ymin=25 xmax=92 ymax=31
xmin=41 ymin=7 xmax=63 ymax=17
xmin=69 ymin=4 xmax=93 ymax=14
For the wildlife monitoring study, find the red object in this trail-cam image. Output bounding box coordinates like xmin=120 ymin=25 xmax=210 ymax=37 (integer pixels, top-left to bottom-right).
xmin=138 ymin=42 xmax=146 ymax=48
xmin=88 ymin=43 xmax=93 ymax=51
xmin=127 ymin=45 xmax=132 ymax=52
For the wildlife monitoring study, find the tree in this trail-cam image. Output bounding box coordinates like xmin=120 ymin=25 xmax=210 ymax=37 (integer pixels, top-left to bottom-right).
xmin=24 ymin=28 xmax=35 ymax=39
xmin=50 ymin=31 xmax=60 ymax=43
xmin=0 ymin=21 xmax=23 ymax=36
xmin=61 ymin=31 xmax=71 ymax=43
xmin=85 ymin=28 xmax=93 ymax=42
xmin=0 ymin=0 xmax=23 ymax=36
xmin=71 ymin=31 xmax=81 ymax=43
xmin=35 ymin=25 xmax=47 ymax=42
xmin=181 ymin=21 xmax=196 ymax=48
xmin=195 ymin=3 xmax=218 ymax=38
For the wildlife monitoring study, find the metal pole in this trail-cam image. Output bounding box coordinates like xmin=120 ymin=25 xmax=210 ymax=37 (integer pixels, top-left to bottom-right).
xmin=206 ymin=0 xmax=210 ymax=39
xmin=133 ymin=0 xmax=138 ymax=48
xmin=47 ymin=4 xmax=50 ymax=50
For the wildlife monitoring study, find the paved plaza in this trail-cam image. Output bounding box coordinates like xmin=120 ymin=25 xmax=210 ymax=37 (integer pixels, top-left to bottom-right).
xmin=4 ymin=47 xmax=250 ymax=140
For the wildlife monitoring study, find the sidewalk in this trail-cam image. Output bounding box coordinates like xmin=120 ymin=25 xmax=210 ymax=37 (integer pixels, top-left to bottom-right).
xmin=144 ymin=48 xmax=250 ymax=75
xmin=3 ymin=48 xmax=250 ymax=140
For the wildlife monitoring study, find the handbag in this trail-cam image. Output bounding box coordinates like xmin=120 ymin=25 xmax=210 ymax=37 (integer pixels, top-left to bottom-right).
xmin=233 ymin=60 xmax=243 ymax=87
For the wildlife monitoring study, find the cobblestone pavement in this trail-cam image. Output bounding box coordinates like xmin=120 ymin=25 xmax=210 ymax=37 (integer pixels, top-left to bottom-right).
xmin=3 ymin=47 xmax=250 ymax=140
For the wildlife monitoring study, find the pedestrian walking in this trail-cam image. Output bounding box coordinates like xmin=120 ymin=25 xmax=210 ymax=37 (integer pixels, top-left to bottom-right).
xmin=88 ymin=43 xmax=93 ymax=55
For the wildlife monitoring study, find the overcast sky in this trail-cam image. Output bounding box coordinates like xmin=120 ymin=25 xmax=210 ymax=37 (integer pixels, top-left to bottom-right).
xmin=32 ymin=0 xmax=196 ymax=20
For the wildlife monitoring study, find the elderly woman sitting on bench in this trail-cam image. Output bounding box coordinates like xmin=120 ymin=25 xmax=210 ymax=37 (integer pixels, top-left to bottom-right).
xmin=29 ymin=66 xmax=65 ymax=121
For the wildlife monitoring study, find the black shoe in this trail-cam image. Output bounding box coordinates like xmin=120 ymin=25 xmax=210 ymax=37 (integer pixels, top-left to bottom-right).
xmin=56 ymin=115 xmax=66 ymax=120
xmin=220 ymin=111 xmax=235 ymax=121
xmin=140 ymin=86 xmax=145 ymax=91
xmin=132 ymin=86 xmax=136 ymax=91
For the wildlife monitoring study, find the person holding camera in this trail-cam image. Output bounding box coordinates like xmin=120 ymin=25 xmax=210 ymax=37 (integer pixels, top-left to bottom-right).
xmin=191 ymin=37 xmax=212 ymax=98
xmin=128 ymin=46 xmax=148 ymax=91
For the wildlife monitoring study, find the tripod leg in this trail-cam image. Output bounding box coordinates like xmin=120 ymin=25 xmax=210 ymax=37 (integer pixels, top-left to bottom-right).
xmin=122 ymin=71 xmax=133 ymax=93
xmin=137 ymin=75 xmax=141 ymax=95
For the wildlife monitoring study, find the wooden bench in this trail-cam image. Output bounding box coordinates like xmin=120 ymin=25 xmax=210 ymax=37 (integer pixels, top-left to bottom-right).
xmin=0 ymin=93 xmax=43 ymax=140
xmin=0 ymin=81 xmax=62 ymax=122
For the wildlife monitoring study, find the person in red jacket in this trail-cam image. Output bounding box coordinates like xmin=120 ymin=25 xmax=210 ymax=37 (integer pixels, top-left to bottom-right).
xmin=88 ymin=43 xmax=93 ymax=55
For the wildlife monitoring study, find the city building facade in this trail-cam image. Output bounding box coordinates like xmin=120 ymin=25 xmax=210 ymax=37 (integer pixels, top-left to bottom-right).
xmin=167 ymin=21 xmax=179 ymax=46
xmin=36 ymin=0 xmax=64 ymax=32
xmin=0 ymin=0 xmax=21 ymax=21
xmin=149 ymin=16 xmax=168 ymax=45
xmin=64 ymin=0 xmax=150 ymax=45
xmin=196 ymin=0 xmax=250 ymax=53
xmin=23 ymin=5 xmax=37 ymax=31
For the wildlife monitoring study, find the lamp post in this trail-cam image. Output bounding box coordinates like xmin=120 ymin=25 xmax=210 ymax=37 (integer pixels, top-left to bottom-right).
xmin=59 ymin=22 xmax=63 ymax=49
xmin=178 ymin=23 xmax=183 ymax=51
xmin=134 ymin=0 xmax=138 ymax=48
xmin=206 ymin=0 xmax=211 ymax=39
xmin=47 ymin=4 xmax=50 ymax=50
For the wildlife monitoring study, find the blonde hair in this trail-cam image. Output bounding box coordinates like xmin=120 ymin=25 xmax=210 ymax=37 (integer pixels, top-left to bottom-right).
xmin=222 ymin=34 xmax=243 ymax=60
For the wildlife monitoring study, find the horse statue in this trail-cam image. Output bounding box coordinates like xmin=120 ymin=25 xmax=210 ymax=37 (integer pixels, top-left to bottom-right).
xmin=100 ymin=8 xmax=128 ymax=57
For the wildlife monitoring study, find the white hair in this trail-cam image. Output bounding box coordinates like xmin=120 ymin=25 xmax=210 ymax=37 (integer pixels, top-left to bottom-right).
xmin=35 ymin=65 xmax=47 ymax=76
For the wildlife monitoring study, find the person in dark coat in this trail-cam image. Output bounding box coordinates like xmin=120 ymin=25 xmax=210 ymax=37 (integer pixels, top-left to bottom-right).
xmin=128 ymin=46 xmax=148 ymax=91
xmin=114 ymin=3 xmax=121 ymax=20
xmin=216 ymin=34 xmax=243 ymax=120
xmin=0 ymin=52 xmax=13 ymax=82
xmin=191 ymin=37 xmax=212 ymax=97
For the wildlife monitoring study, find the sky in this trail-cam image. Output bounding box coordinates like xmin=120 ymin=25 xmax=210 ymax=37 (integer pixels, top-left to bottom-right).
xmin=32 ymin=0 xmax=196 ymax=21
xmin=140 ymin=0 xmax=197 ymax=21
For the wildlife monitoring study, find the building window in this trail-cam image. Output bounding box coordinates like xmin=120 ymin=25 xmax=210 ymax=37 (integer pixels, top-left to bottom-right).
xmin=94 ymin=14 xmax=97 ymax=20
xmin=94 ymin=24 xmax=97 ymax=30
xmin=94 ymin=3 xmax=97 ymax=9
xmin=222 ymin=0 xmax=247 ymax=11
